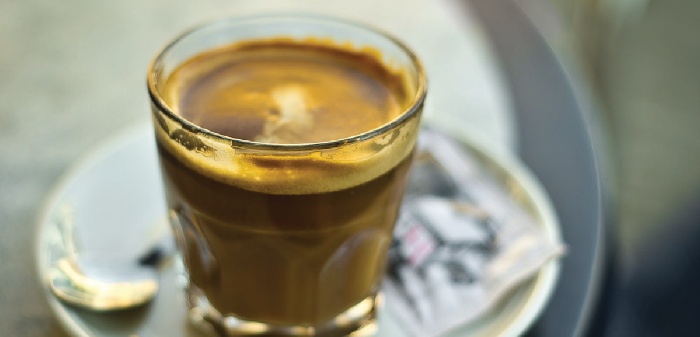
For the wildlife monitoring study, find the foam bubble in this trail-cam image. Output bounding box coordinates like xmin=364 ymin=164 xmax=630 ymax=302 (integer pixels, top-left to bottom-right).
xmin=256 ymin=85 xmax=314 ymax=143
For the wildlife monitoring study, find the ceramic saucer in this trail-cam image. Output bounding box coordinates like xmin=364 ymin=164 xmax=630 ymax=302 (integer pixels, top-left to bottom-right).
xmin=36 ymin=120 xmax=560 ymax=337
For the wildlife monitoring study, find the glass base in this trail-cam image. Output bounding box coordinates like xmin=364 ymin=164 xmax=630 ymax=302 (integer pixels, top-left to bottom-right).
xmin=186 ymin=287 xmax=380 ymax=337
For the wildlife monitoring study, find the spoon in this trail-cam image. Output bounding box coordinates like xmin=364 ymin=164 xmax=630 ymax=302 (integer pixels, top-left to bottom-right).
xmin=48 ymin=204 xmax=174 ymax=311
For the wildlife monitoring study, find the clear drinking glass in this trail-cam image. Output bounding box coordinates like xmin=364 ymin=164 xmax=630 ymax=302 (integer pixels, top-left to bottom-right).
xmin=147 ymin=14 xmax=426 ymax=336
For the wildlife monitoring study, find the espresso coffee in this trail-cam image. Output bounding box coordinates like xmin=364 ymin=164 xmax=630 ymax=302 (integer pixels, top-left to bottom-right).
xmin=162 ymin=39 xmax=411 ymax=144
xmin=153 ymin=38 xmax=420 ymax=327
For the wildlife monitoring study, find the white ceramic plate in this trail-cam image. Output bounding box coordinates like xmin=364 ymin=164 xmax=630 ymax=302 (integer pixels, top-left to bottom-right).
xmin=36 ymin=121 xmax=560 ymax=337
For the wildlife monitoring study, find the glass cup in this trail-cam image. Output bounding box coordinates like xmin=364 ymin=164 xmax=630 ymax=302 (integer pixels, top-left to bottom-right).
xmin=147 ymin=14 xmax=426 ymax=336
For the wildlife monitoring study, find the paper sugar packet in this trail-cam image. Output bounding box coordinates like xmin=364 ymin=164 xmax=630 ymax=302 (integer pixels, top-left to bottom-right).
xmin=384 ymin=128 xmax=565 ymax=337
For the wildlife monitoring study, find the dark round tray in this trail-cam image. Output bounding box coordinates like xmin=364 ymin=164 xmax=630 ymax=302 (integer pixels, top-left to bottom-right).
xmin=464 ymin=1 xmax=611 ymax=336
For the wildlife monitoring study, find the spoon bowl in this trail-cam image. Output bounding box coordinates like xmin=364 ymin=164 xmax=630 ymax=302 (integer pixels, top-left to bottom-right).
xmin=48 ymin=253 xmax=159 ymax=311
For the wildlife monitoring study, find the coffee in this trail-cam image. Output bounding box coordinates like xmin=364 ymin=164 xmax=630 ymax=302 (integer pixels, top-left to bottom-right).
xmin=148 ymin=16 xmax=426 ymax=335
xmin=156 ymin=39 xmax=416 ymax=325
xmin=162 ymin=39 xmax=411 ymax=144
xmin=158 ymin=145 xmax=413 ymax=325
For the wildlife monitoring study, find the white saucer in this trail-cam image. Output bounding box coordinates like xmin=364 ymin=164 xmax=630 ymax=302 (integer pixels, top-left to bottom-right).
xmin=36 ymin=120 xmax=560 ymax=337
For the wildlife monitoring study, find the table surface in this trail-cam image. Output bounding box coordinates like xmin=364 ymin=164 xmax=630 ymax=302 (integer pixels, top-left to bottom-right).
xmin=0 ymin=1 xmax=606 ymax=336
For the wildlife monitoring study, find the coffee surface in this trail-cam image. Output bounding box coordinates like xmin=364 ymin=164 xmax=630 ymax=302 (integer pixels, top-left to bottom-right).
xmin=162 ymin=39 xmax=411 ymax=144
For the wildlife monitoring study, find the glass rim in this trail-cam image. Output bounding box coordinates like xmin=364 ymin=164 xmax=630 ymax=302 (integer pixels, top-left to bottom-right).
xmin=146 ymin=13 xmax=427 ymax=151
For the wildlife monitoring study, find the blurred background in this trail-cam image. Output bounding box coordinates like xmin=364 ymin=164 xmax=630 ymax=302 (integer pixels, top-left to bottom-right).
xmin=554 ymin=0 xmax=700 ymax=263
xmin=1 ymin=0 xmax=699 ymax=336
xmin=529 ymin=0 xmax=700 ymax=335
